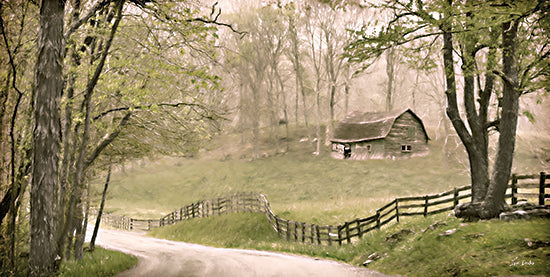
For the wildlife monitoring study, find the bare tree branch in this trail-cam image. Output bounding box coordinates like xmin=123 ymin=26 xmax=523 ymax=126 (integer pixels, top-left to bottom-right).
xmin=93 ymin=102 xmax=225 ymax=121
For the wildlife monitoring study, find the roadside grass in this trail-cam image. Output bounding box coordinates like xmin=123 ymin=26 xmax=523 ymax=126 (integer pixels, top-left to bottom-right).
xmin=366 ymin=216 xmax=550 ymax=277
xmin=149 ymin=212 xmax=550 ymax=276
xmin=57 ymin=246 xmax=137 ymax=277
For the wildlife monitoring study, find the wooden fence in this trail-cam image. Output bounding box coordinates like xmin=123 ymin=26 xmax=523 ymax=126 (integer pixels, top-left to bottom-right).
xmin=100 ymin=172 xmax=549 ymax=245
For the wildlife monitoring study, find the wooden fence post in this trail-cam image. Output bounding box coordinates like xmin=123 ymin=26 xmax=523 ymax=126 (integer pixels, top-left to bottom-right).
xmin=338 ymin=225 xmax=343 ymax=246
xmin=423 ymin=195 xmax=429 ymax=217
xmin=294 ymin=222 xmax=298 ymax=241
xmin=511 ymin=174 xmax=518 ymax=205
xmin=310 ymin=224 xmax=315 ymax=244
xmin=130 ymin=218 xmax=133 ymax=230
xmin=453 ymin=188 xmax=459 ymax=207
xmin=376 ymin=210 xmax=381 ymax=229
xmin=540 ymin=172 xmax=546 ymax=205
xmin=395 ymin=199 xmax=400 ymax=223
xmin=357 ymin=219 xmax=362 ymax=239
xmin=316 ymin=225 xmax=321 ymax=245
xmin=301 ymin=222 xmax=305 ymax=243
xmin=345 ymin=223 xmax=351 ymax=244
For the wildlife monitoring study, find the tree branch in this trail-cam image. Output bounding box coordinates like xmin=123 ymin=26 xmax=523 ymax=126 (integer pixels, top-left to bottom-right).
xmin=63 ymin=0 xmax=112 ymax=45
xmin=93 ymin=102 xmax=220 ymax=121
xmin=492 ymin=69 xmax=517 ymax=88
xmin=84 ymin=112 xmax=132 ymax=170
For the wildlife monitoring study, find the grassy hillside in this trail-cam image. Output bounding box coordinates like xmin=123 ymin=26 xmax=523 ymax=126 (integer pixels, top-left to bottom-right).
xmin=95 ymin=127 xmax=547 ymax=223
xmin=99 ymin=140 xmax=471 ymax=221
xmin=94 ymin=126 xmax=548 ymax=276
xmin=149 ymin=213 xmax=549 ymax=276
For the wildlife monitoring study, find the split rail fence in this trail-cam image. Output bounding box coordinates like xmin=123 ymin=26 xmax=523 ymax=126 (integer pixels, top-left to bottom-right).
xmin=100 ymin=172 xmax=548 ymax=245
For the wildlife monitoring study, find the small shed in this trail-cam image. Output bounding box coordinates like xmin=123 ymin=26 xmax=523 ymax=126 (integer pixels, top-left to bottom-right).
xmin=330 ymin=109 xmax=429 ymax=160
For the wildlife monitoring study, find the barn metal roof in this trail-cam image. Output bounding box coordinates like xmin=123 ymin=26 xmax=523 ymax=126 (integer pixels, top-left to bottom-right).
xmin=330 ymin=109 xmax=429 ymax=143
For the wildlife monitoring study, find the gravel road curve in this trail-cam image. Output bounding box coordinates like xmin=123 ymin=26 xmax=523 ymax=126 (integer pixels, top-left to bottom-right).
xmin=87 ymin=226 xmax=395 ymax=277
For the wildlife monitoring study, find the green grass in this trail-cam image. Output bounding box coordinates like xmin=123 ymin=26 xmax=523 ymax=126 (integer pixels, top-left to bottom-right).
xmin=367 ymin=217 xmax=550 ymax=276
xmin=57 ymin=247 xmax=137 ymax=277
xmin=93 ymin=127 xmax=549 ymax=276
xmin=95 ymin=129 xmax=547 ymax=223
xmin=97 ymin=137 xmax=475 ymax=221
xmin=149 ymin=212 xmax=550 ymax=276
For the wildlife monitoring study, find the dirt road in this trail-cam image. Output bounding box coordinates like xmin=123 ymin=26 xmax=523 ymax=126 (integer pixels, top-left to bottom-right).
xmin=87 ymin=227 xmax=394 ymax=277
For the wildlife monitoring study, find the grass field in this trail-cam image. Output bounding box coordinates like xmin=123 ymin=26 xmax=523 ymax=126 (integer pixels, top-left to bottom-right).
xmin=95 ymin=128 xmax=547 ymax=222
xmin=97 ymin=135 xmax=471 ymax=220
xmin=92 ymin=127 xmax=549 ymax=276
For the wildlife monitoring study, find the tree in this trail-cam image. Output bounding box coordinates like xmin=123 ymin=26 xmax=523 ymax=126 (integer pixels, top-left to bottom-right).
xmin=2 ymin=0 xmax=231 ymax=273
xmin=347 ymin=0 xmax=549 ymax=219
xmin=285 ymin=2 xmax=309 ymax=128
xmin=30 ymin=0 xmax=64 ymax=275
xmin=0 ymin=0 xmax=36 ymax=272
xmin=304 ymin=2 xmax=326 ymax=155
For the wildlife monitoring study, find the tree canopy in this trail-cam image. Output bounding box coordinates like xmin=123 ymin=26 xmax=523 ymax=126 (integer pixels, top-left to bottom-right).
xmin=347 ymin=0 xmax=549 ymax=218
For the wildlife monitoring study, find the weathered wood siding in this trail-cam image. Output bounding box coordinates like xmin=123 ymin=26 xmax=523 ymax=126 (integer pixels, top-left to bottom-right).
xmin=350 ymin=140 xmax=385 ymax=160
xmin=383 ymin=112 xmax=429 ymax=159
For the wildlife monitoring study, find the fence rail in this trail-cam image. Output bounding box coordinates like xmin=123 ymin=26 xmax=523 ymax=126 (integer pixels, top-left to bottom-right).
xmin=100 ymin=172 xmax=548 ymax=245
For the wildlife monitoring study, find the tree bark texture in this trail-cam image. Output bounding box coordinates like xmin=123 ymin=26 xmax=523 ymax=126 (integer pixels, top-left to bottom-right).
xmin=30 ymin=0 xmax=65 ymax=275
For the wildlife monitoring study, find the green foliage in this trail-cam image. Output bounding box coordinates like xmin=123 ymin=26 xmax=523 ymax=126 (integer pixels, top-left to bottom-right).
xmin=57 ymin=247 xmax=137 ymax=277
xmin=346 ymin=0 xmax=549 ymax=93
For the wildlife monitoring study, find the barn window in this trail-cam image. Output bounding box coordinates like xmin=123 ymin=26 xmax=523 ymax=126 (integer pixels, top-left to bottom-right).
xmin=401 ymin=145 xmax=412 ymax=152
xmin=408 ymin=126 xmax=416 ymax=139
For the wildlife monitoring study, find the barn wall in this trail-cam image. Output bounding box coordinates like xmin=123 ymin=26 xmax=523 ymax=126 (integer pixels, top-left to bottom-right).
xmin=384 ymin=112 xmax=429 ymax=159
xmin=350 ymin=140 xmax=385 ymax=160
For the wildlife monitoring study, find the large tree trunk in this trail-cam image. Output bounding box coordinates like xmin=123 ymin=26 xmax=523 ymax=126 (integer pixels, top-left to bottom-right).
xmin=449 ymin=11 xmax=520 ymax=220
xmin=30 ymin=0 xmax=65 ymax=275
xmin=480 ymin=20 xmax=520 ymax=218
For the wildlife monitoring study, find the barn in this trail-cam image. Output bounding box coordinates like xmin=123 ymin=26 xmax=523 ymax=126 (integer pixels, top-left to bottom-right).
xmin=330 ymin=109 xmax=429 ymax=160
